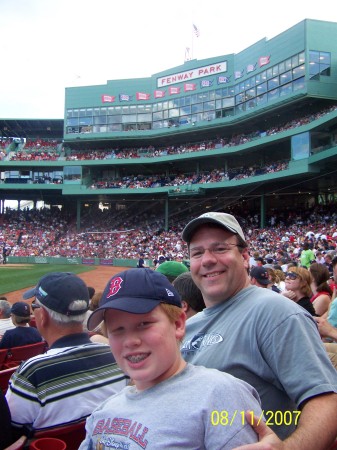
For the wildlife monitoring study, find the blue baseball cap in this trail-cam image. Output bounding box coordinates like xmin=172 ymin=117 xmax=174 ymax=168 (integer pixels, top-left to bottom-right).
xmin=23 ymin=272 xmax=89 ymax=316
xmin=87 ymin=268 xmax=182 ymax=331
xmin=11 ymin=301 xmax=31 ymax=318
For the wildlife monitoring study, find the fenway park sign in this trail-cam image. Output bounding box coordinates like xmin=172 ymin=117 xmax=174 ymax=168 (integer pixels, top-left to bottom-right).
xmin=157 ymin=61 xmax=227 ymax=87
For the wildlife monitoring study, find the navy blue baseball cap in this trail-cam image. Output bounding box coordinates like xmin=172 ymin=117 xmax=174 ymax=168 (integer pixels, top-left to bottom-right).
xmin=87 ymin=268 xmax=182 ymax=331
xmin=11 ymin=301 xmax=31 ymax=318
xmin=23 ymin=272 xmax=89 ymax=316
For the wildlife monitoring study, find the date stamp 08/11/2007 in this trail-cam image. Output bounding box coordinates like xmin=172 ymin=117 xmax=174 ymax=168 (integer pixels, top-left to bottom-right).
xmin=211 ymin=410 xmax=301 ymax=427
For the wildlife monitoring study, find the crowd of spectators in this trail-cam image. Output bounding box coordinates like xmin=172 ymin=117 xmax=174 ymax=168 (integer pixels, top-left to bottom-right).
xmin=1 ymin=204 xmax=337 ymax=266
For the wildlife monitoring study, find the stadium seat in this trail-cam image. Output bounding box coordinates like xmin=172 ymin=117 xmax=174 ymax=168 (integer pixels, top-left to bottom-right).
xmin=0 ymin=348 xmax=8 ymax=368
xmin=26 ymin=420 xmax=86 ymax=450
xmin=3 ymin=341 xmax=47 ymax=368
xmin=0 ymin=365 xmax=18 ymax=394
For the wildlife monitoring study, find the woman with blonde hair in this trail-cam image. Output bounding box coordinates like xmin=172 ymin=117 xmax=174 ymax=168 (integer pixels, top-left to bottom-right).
xmin=309 ymin=262 xmax=332 ymax=316
xmin=282 ymin=267 xmax=317 ymax=316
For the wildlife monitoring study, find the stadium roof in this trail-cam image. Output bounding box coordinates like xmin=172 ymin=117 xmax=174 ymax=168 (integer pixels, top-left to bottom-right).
xmin=0 ymin=118 xmax=63 ymax=139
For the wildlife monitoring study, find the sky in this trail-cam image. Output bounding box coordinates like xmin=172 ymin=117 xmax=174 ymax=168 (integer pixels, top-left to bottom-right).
xmin=1 ymin=0 xmax=337 ymax=119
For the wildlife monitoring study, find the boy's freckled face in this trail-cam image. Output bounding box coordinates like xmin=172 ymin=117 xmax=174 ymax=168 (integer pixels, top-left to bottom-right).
xmin=105 ymin=306 xmax=185 ymax=391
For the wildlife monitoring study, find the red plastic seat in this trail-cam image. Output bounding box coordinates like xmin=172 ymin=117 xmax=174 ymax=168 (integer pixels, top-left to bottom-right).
xmin=3 ymin=341 xmax=47 ymax=368
xmin=31 ymin=420 xmax=86 ymax=450
xmin=0 ymin=365 xmax=19 ymax=394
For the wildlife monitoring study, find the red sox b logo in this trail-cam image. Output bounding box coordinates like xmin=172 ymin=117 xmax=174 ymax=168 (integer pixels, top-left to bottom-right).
xmin=106 ymin=277 xmax=123 ymax=298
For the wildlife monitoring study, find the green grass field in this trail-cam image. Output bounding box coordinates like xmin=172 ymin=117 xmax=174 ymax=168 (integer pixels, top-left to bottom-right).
xmin=0 ymin=264 xmax=96 ymax=295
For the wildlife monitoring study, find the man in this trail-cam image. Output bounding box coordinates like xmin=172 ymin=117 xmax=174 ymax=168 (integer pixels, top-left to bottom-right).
xmin=137 ymin=252 xmax=148 ymax=268
xmin=180 ymin=212 xmax=337 ymax=449
xmin=6 ymin=272 xmax=127 ymax=434
xmin=299 ymin=242 xmax=315 ymax=268
xmin=249 ymin=266 xmax=270 ymax=288
xmin=0 ymin=299 xmax=15 ymax=339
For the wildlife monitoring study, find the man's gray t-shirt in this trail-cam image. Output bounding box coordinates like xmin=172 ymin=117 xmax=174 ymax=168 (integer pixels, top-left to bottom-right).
xmin=181 ymin=285 xmax=337 ymax=439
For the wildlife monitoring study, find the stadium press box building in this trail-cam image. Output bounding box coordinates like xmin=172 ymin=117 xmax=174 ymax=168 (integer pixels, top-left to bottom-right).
xmin=1 ymin=18 xmax=337 ymax=228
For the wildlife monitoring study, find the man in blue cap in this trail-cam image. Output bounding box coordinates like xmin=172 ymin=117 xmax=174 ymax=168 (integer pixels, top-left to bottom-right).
xmin=6 ymin=272 xmax=128 ymax=435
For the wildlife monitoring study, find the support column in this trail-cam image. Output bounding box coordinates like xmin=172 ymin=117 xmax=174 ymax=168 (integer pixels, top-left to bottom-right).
xmin=164 ymin=198 xmax=169 ymax=231
xmin=76 ymin=200 xmax=81 ymax=231
xmin=260 ymin=194 xmax=265 ymax=228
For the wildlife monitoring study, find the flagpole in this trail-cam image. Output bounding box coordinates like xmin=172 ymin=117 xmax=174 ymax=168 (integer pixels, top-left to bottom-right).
xmin=191 ymin=25 xmax=194 ymax=59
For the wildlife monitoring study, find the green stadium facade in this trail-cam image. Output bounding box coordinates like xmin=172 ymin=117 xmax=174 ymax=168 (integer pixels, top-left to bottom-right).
xmin=1 ymin=18 xmax=337 ymax=230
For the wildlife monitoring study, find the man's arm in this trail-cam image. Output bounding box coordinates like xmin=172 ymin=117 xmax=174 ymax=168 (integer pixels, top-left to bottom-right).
xmin=234 ymin=394 xmax=337 ymax=450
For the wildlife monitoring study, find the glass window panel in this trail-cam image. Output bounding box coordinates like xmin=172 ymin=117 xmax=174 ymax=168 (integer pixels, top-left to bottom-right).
xmin=108 ymin=115 xmax=122 ymax=124
xmin=278 ymin=61 xmax=285 ymax=73
xmin=255 ymin=74 xmax=261 ymax=85
xmin=228 ymin=87 xmax=235 ymax=96
xmin=236 ymin=103 xmax=245 ymax=113
xmin=320 ymin=65 xmax=331 ymax=76
xmin=110 ymin=106 xmax=122 ymax=115
xmin=261 ymin=71 xmax=267 ymax=81
xmin=180 ymin=105 xmax=191 ymax=115
xmin=268 ymin=88 xmax=279 ymax=101
xmin=285 ymin=58 xmax=292 ymax=70
xmin=280 ymin=70 xmax=292 ymax=85
xmin=162 ymin=101 xmax=168 ymax=109
xmin=256 ymin=93 xmax=267 ymax=106
xmin=299 ymin=52 xmax=305 ymax=64
xmin=235 ymin=93 xmax=245 ymax=104
xmin=190 ymin=94 xmax=198 ymax=104
xmin=163 ymin=110 xmax=169 ymax=119
xmin=292 ymin=65 xmax=305 ymax=79
xmin=66 ymin=110 xmax=72 ymax=118
xmin=79 ymin=117 xmax=92 ymax=126
xmin=266 ymin=68 xmax=273 ymax=79
xmin=245 ymin=78 xmax=252 ymax=89
xmin=157 ymin=102 xmax=162 ymax=111
xmin=309 ymin=61 xmax=320 ymax=76
xmin=257 ymin=82 xmax=267 ymax=94
xmin=79 ymin=108 xmax=86 ymax=117
xmin=168 ymin=100 xmax=174 ymax=108
xmin=122 ymin=114 xmax=137 ymax=123
xmin=100 ymin=107 xmax=107 ymax=115
xmin=215 ymin=89 xmax=222 ymax=98
xmin=206 ymin=111 xmax=216 ymax=120
xmin=216 ymin=99 xmax=222 ymax=109
xmin=291 ymin=55 xmax=299 ymax=68
xmin=272 ymin=65 xmax=279 ymax=76
xmin=94 ymin=116 xmax=107 ymax=125
xmin=107 ymin=107 xmax=114 ymax=115
xmin=153 ymin=111 xmax=163 ymax=120
xmin=246 ymin=98 xmax=256 ymax=109
xmin=246 ymin=87 xmax=256 ymax=98
xmin=222 ymin=97 xmax=235 ymax=107
xmin=109 ymin=124 xmax=122 ymax=131
xmin=152 ymin=121 xmax=163 ymax=129
xmin=93 ymin=108 xmax=100 ymax=116
xmin=320 ymin=52 xmax=330 ymax=64
xmin=192 ymin=103 xmax=203 ymax=113
xmin=137 ymin=113 xmax=151 ymax=122
xmin=309 ymin=51 xmax=320 ymax=63
xmin=152 ymin=104 xmax=158 ymax=112
xmin=234 ymin=84 xmax=241 ymax=95
xmin=73 ymin=109 xmax=79 ymax=117
xmin=198 ymin=92 xmax=209 ymax=101
xmin=66 ymin=118 xmax=79 ymax=126
xmin=280 ymin=83 xmax=293 ymax=97
xmin=143 ymin=105 xmax=152 ymax=112
xmin=209 ymin=90 xmax=216 ymax=100
xmin=179 ymin=115 xmax=191 ymax=125
xmin=204 ymin=101 xmax=215 ymax=111
xmin=185 ymin=96 xmax=191 ymax=106
xmin=169 ymin=108 xmax=179 ymax=118
xmin=268 ymin=77 xmax=279 ymax=90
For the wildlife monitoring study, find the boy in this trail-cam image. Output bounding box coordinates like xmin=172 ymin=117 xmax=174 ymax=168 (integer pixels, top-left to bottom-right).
xmin=80 ymin=268 xmax=262 ymax=449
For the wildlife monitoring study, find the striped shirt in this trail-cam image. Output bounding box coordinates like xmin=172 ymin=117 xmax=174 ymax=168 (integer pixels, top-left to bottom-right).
xmin=6 ymin=333 xmax=128 ymax=431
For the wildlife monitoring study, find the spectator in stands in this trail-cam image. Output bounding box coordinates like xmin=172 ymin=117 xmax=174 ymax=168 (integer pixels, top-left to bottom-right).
xmin=155 ymin=260 xmax=189 ymax=283
xmin=6 ymin=272 xmax=128 ymax=435
xmin=281 ymin=267 xmax=317 ymax=316
xmin=0 ymin=302 xmax=42 ymax=349
xmin=249 ymin=266 xmax=270 ymax=288
xmin=181 ymin=211 xmax=337 ymax=447
xmin=309 ymin=262 xmax=332 ymax=316
xmin=299 ymin=241 xmax=315 ymax=268
xmin=0 ymin=391 xmax=12 ymax=448
xmin=0 ymin=299 xmax=15 ymax=339
xmin=80 ymin=268 xmax=262 ymax=449
xmin=172 ymin=271 xmax=205 ymax=318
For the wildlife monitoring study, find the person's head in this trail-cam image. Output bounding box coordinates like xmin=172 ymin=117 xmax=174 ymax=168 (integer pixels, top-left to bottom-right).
xmin=89 ymin=291 xmax=103 ymax=311
xmin=87 ymin=286 xmax=96 ymax=299
xmin=172 ymin=271 xmax=205 ymax=318
xmin=10 ymin=301 xmax=31 ymax=326
xmin=182 ymin=212 xmax=249 ymax=306
xmin=23 ymin=272 xmax=90 ymax=344
xmin=0 ymin=299 xmax=11 ymax=319
xmin=88 ymin=268 xmax=185 ymax=391
xmin=285 ymin=267 xmax=312 ymax=298
xmin=309 ymin=262 xmax=332 ymax=295
xmin=155 ymin=260 xmax=189 ymax=283
xmin=249 ymin=266 xmax=270 ymax=288
xmin=332 ymin=256 xmax=337 ymax=283
xmin=254 ymin=257 xmax=265 ymax=267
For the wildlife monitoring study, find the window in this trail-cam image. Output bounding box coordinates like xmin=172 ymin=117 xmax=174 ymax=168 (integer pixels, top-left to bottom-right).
xmin=309 ymin=51 xmax=331 ymax=79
